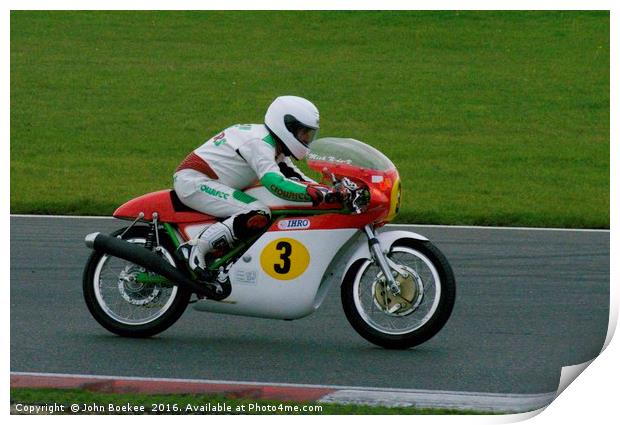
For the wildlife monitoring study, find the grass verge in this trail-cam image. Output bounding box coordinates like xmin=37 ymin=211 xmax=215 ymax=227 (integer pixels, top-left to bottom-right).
xmin=10 ymin=388 xmax=493 ymax=415
xmin=10 ymin=11 xmax=609 ymax=228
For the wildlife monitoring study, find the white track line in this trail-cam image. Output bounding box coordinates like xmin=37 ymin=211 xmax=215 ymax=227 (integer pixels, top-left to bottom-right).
xmin=9 ymin=214 xmax=609 ymax=233
xmin=10 ymin=371 xmax=555 ymax=413
xmin=10 ymin=214 xmax=112 ymax=220
xmin=393 ymin=223 xmax=609 ymax=233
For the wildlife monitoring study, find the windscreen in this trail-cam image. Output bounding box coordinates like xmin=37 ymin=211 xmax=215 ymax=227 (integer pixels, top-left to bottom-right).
xmin=307 ymin=138 xmax=395 ymax=171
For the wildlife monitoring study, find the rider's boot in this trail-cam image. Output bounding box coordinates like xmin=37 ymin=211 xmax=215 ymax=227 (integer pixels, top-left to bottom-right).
xmin=187 ymin=218 xmax=236 ymax=281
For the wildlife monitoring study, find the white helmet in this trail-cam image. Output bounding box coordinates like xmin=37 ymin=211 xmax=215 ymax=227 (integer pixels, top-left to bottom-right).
xmin=264 ymin=96 xmax=320 ymax=160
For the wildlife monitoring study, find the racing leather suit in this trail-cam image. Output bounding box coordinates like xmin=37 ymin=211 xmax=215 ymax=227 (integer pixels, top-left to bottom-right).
xmin=173 ymin=123 xmax=316 ymax=220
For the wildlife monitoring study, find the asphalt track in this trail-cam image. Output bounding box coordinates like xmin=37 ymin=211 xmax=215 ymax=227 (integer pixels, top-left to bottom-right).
xmin=10 ymin=216 xmax=609 ymax=396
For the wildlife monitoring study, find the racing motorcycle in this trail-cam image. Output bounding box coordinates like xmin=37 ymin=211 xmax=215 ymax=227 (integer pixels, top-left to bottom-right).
xmin=83 ymin=137 xmax=456 ymax=349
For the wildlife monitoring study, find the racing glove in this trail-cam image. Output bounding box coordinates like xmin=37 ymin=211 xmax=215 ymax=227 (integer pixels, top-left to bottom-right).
xmin=306 ymin=184 xmax=351 ymax=207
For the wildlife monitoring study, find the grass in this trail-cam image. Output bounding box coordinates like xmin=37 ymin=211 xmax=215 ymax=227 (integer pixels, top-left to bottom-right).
xmin=10 ymin=11 xmax=609 ymax=228
xmin=10 ymin=388 xmax=492 ymax=415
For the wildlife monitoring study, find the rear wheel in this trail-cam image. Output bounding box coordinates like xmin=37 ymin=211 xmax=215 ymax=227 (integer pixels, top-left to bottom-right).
xmin=342 ymin=239 xmax=456 ymax=349
xmin=82 ymin=226 xmax=191 ymax=337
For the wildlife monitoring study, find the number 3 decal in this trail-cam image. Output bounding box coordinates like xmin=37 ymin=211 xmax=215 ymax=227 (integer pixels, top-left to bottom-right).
xmin=260 ymin=238 xmax=310 ymax=281
xmin=274 ymin=241 xmax=292 ymax=274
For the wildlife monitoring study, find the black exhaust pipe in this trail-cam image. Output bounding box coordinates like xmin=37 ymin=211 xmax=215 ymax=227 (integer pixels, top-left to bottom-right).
xmin=85 ymin=232 xmax=221 ymax=298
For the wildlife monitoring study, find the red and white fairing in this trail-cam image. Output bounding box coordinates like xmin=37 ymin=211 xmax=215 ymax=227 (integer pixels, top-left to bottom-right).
xmin=113 ymin=137 xmax=428 ymax=320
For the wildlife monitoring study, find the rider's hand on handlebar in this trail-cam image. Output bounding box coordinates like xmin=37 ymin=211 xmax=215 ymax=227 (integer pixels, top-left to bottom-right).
xmin=329 ymin=182 xmax=352 ymax=204
xmin=306 ymin=184 xmax=350 ymax=207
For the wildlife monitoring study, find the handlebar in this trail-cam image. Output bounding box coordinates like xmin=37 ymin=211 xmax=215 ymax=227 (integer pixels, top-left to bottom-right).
xmin=338 ymin=177 xmax=370 ymax=214
xmin=321 ymin=168 xmax=370 ymax=214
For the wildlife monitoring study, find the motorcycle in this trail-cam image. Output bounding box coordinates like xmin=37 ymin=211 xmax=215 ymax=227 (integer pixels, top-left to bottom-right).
xmin=83 ymin=137 xmax=456 ymax=349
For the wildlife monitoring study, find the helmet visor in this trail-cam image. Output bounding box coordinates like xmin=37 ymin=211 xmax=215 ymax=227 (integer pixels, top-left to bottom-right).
xmin=284 ymin=114 xmax=319 ymax=148
xmin=296 ymin=127 xmax=318 ymax=147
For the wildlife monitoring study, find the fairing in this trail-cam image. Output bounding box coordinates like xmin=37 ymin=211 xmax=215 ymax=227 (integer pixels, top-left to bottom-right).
xmin=113 ymin=190 xmax=216 ymax=223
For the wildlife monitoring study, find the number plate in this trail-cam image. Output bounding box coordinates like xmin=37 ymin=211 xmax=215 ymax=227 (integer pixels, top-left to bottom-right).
xmin=259 ymin=238 xmax=310 ymax=281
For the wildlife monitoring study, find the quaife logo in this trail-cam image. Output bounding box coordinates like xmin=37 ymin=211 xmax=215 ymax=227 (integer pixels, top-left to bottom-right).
xmin=200 ymin=185 xmax=229 ymax=200
xmin=277 ymin=218 xmax=311 ymax=230
xmin=269 ymin=185 xmax=309 ymax=202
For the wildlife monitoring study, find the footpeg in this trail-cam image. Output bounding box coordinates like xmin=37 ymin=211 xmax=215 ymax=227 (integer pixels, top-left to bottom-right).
xmin=177 ymin=244 xmax=191 ymax=261
xmin=207 ymin=281 xmax=224 ymax=295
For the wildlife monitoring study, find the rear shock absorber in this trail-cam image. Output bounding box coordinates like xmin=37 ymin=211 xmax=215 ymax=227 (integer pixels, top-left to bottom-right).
xmin=144 ymin=212 xmax=161 ymax=252
xmin=144 ymin=225 xmax=156 ymax=251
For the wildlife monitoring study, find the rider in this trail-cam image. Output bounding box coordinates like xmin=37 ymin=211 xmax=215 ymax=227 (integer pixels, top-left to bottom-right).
xmin=173 ymin=95 xmax=348 ymax=280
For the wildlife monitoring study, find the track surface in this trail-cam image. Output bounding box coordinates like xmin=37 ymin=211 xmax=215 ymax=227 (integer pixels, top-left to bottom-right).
xmin=10 ymin=216 xmax=609 ymax=394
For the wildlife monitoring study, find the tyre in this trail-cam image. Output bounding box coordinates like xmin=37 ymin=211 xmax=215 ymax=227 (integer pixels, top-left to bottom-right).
xmin=82 ymin=226 xmax=191 ymax=337
xmin=341 ymin=239 xmax=456 ymax=349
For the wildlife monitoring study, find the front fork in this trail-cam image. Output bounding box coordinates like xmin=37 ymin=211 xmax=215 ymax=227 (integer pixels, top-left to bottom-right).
xmin=363 ymin=224 xmax=402 ymax=296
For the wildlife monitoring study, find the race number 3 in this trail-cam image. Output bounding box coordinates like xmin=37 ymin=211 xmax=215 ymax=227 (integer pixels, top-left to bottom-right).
xmin=274 ymin=241 xmax=292 ymax=274
xmin=260 ymin=238 xmax=310 ymax=280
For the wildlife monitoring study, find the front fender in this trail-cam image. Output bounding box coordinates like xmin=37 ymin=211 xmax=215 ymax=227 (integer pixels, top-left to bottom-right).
xmin=311 ymin=229 xmax=430 ymax=312
xmin=342 ymin=230 xmax=429 ymax=279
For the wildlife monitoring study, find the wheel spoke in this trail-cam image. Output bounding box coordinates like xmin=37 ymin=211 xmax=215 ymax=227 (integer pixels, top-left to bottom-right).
xmin=353 ymin=246 xmax=443 ymax=335
xmin=92 ymin=237 xmax=179 ymax=326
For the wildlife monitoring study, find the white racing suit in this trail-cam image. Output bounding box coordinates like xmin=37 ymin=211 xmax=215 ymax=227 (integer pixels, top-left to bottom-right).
xmin=173 ymin=123 xmax=316 ymax=273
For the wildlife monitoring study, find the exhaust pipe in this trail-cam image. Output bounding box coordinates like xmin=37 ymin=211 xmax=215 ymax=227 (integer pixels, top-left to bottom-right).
xmin=85 ymin=232 xmax=220 ymax=298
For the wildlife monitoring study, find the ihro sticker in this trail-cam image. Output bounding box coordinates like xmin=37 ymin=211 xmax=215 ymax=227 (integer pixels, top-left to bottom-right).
xmin=277 ymin=218 xmax=310 ymax=230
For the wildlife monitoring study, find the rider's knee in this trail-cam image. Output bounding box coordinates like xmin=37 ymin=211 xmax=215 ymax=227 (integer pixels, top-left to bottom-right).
xmin=232 ymin=209 xmax=271 ymax=238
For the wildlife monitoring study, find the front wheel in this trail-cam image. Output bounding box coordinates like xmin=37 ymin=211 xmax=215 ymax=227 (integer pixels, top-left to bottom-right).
xmin=341 ymin=239 xmax=456 ymax=349
xmin=82 ymin=226 xmax=191 ymax=337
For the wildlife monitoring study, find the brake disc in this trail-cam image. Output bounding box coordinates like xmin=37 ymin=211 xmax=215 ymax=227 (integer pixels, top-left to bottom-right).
xmin=117 ymin=265 xmax=161 ymax=306
xmin=373 ymin=269 xmax=424 ymax=316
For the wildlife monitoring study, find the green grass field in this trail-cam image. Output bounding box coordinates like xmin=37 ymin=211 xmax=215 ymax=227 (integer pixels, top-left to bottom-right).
xmin=10 ymin=11 xmax=609 ymax=228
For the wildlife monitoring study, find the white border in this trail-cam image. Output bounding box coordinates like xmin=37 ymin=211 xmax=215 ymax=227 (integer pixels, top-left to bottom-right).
xmin=6 ymin=4 xmax=615 ymax=425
